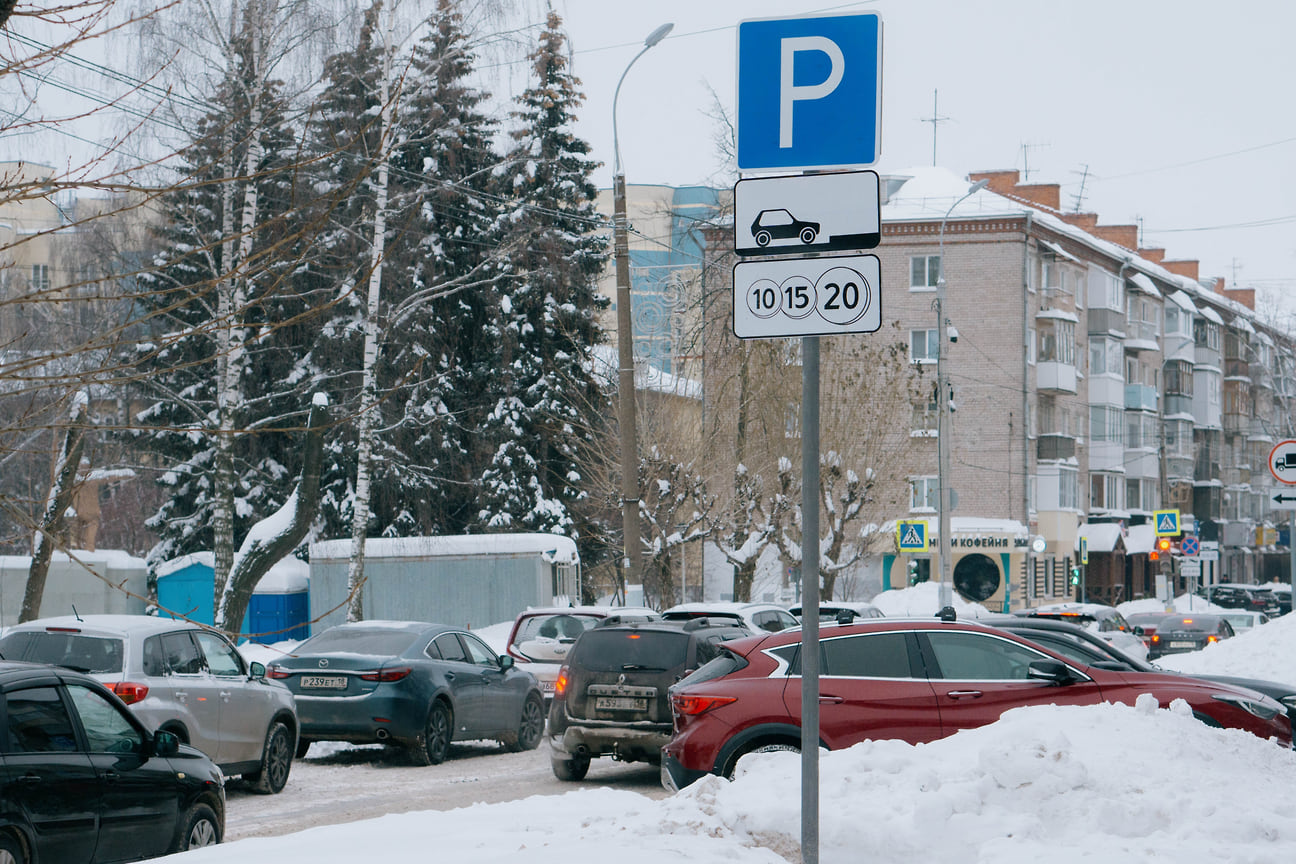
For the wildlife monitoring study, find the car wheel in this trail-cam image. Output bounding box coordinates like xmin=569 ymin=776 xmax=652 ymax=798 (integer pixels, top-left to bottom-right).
xmin=754 ymin=230 xmax=771 ymax=247
xmin=507 ymin=694 xmax=545 ymax=752
xmin=244 ymin=721 xmax=293 ymax=794
xmin=0 ymin=832 xmax=26 ymax=864
xmin=173 ymin=802 xmax=221 ymax=852
xmin=551 ymin=755 xmax=590 ymax=781
xmin=724 ymin=742 xmax=799 ymax=779
xmin=799 ymin=227 xmax=817 ymax=244
xmin=409 ymin=701 xmax=452 ymax=766
xmin=295 ymin=737 xmax=313 ymax=759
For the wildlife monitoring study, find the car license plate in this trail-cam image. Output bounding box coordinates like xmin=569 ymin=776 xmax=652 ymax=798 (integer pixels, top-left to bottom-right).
xmin=1169 ymin=641 xmax=1197 ymax=649
xmin=595 ymin=696 xmax=647 ymax=711
xmin=541 ymin=680 xmax=556 ymax=694
xmin=301 ymin=675 xmax=347 ymax=689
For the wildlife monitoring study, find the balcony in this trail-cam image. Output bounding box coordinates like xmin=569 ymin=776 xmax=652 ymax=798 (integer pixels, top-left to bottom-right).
xmin=1038 ymin=362 xmax=1077 ymax=394
xmin=1123 ymin=320 xmax=1160 ymax=351
xmin=1087 ymin=307 xmax=1125 ymax=336
xmin=1037 ymin=434 xmax=1076 ymax=461
xmin=1124 ymin=384 xmax=1157 ymax=412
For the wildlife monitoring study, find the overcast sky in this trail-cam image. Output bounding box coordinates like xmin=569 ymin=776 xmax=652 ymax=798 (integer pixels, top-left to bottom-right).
xmin=554 ymin=0 xmax=1296 ymax=312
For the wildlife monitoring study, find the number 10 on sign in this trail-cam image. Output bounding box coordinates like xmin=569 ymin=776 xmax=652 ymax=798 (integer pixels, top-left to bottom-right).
xmin=733 ymin=253 xmax=882 ymax=338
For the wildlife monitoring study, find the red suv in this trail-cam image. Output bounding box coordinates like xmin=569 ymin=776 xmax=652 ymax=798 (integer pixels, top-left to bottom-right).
xmin=661 ymin=616 xmax=1291 ymax=790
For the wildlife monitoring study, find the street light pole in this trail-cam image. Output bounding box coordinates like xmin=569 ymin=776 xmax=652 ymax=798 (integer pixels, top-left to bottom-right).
xmin=612 ymin=22 xmax=673 ymax=591
xmin=935 ymin=178 xmax=989 ymax=607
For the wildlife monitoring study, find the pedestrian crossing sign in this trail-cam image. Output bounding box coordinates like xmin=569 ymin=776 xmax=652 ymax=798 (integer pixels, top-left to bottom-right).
xmin=897 ymin=520 xmax=928 ymax=552
xmin=1153 ymin=509 xmax=1181 ymax=537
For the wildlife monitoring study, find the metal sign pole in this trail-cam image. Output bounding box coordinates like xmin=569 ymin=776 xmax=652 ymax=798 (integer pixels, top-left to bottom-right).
xmin=800 ymin=335 xmax=820 ymax=864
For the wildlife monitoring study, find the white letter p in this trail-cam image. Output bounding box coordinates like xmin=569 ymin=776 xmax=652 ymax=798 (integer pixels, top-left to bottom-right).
xmin=779 ymin=36 xmax=845 ymax=149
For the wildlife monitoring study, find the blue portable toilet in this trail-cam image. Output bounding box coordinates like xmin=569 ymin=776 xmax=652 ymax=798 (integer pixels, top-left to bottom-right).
xmin=246 ymin=557 xmax=310 ymax=644
xmin=157 ymin=552 xmax=306 ymax=642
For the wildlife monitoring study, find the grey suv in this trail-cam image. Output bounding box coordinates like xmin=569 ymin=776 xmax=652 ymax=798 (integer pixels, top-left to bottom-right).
xmin=547 ymin=618 xmax=750 ymax=781
xmin=0 ymin=614 xmax=299 ymax=793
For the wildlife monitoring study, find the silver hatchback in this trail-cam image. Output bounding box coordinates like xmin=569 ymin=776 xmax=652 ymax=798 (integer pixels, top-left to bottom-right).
xmin=0 ymin=614 xmax=298 ymax=793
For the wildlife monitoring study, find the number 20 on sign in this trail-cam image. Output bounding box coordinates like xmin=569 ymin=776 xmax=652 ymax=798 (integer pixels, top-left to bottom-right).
xmin=733 ymin=253 xmax=882 ymax=338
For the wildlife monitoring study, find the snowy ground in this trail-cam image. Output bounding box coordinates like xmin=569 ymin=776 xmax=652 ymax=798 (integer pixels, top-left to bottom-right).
xmin=198 ymin=588 xmax=1296 ymax=864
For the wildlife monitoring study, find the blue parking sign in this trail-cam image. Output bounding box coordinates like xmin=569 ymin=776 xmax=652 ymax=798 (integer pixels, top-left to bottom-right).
xmin=737 ymin=13 xmax=883 ymax=172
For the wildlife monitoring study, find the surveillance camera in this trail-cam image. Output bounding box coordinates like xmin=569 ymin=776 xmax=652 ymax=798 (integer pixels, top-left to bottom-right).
xmin=947 ymin=325 xmax=959 ymax=343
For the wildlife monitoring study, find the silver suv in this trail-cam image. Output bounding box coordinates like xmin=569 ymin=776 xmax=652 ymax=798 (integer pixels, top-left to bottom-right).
xmin=0 ymin=614 xmax=298 ymax=793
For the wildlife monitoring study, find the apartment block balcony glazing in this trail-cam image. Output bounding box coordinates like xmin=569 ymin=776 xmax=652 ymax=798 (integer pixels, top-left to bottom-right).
xmin=1037 ymin=311 xmax=1078 ymax=394
xmin=1124 ymin=383 xmax=1157 ymax=412
xmin=1037 ymin=434 xmax=1076 ymax=461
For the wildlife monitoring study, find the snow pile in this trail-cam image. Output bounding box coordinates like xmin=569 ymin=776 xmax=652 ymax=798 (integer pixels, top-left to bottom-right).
xmin=172 ymin=697 xmax=1296 ymax=864
xmin=869 ymin=582 xmax=993 ymax=618
xmin=1154 ymin=607 xmax=1296 ymax=682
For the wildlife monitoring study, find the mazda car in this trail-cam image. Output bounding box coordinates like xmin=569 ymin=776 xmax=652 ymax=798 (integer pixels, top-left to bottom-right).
xmin=268 ymin=620 xmax=544 ymax=765
xmin=661 ymin=614 xmax=1290 ymax=790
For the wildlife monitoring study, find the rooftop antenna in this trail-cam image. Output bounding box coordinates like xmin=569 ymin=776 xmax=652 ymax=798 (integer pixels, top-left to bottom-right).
xmin=920 ymin=89 xmax=950 ymax=166
xmin=1070 ymin=164 xmax=1091 ymax=212
xmin=1018 ymin=141 xmax=1050 ymax=182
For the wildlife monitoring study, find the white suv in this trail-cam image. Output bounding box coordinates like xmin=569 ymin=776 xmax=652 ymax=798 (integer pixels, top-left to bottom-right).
xmin=660 ymin=602 xmax=799 ymax=634
xmin=0 ymin=614 xmax=299 ymax=793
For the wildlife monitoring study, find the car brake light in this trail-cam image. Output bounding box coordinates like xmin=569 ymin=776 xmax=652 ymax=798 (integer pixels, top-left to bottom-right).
xmin=1207 ymin=635 xmax=1219 ymax=643
xmin=360 ymin=667 xmax=412 ymax=682
xmin=45 ymin=627 xmax=83 ymax=633
xmin=266 ymin=665 xmax=292 ymax=680
xmin=112 ymin=682 xmax=150 ymax=704
xmin=671 ymin=694 xmax=737 ymax=716
xmin=554 ymin=667 xmax=570 ymax=698
xmin=1150 ymin=634 xmax=1160 ymax=643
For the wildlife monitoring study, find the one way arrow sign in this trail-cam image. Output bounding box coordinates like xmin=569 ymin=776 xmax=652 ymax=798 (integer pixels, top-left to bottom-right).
xmin=1272 ymin=492 xmax=1296 ymax=511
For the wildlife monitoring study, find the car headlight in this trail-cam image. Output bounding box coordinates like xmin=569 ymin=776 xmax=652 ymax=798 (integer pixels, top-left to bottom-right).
xmin=1213 ymin=692 xmax=1285 ymax=721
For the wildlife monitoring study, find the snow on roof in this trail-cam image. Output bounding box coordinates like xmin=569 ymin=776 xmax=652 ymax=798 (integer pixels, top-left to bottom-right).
xmin=1233 ymin=317 xmax=1256 ymax=334
xmin=157 ymin=551 xmax=215 ymax=578
xmin=1199 ymin=305 xmax=1225 ymax=325
xmin=589 ymin=345 xmax=701 ymax=400
xmin=1168 ymin=290 xmax=1199 ymax=313
xmin=258 ymin=557 xmax=309 ymax=593
xmin=1128 ymin=271 xmax=1160 ymax=297
xmin=1036 ymin=308 xmax=1079 ymax=323
xmin=1075 ymin=523 xmax=1124 ymax=553
xmin=878 ymin=166 xmax=1287 ymax=341
xmin=0 ymin=549 xmax=147 ymax=570
xmin=310 ymin=533 xmax=579 ymax=565
xmin=1125 ymin=524 xmax=1155 ymax=555
xmin=1038 ymin=238 xmax=1082 ymax=265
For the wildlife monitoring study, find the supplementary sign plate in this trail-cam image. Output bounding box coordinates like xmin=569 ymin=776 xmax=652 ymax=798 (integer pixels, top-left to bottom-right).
xmin=733 ymin=253 xmax=881 ymax=338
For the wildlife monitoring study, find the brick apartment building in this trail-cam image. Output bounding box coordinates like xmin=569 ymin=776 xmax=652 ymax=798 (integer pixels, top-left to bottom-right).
xmin=676 ymin=166 xmax=1294 ymax=611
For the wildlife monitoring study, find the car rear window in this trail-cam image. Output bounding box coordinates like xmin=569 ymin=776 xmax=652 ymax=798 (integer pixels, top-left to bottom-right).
xmin=299 ymin=627 xmax=419 ymax=655
xmin=676 ymin=650 xmax=748 ymax=687
xmin=513 ymin=614 xmax=600 ymax=644
xmin=570 ymin=629 xmax=689 ymax=672
xmin=0 ymin=631 xmax=124 ymax=674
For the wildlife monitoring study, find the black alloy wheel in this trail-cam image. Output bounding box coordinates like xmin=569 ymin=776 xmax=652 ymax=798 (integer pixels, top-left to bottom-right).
xmin=246 ymin=721 xmax=294 ymax=794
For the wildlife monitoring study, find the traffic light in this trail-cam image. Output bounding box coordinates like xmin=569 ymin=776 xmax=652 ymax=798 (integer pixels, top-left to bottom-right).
xmin=907 ymin=559 xmax=919 ymax=586
xmin=1157 ymin=537 xmax=1172 ymax=553
xmin=1069 ymin=566 xmax=1081 ymax=586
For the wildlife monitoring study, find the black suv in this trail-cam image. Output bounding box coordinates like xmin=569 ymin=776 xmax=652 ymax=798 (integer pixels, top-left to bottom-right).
xmin=547 ymin=618 xmax=750 ymax=781
xmin=1207 ymin=584 xmax=1282 ymax=616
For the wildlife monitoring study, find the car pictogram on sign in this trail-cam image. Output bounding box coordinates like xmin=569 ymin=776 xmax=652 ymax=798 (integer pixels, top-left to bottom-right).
xmin=750 ymin=209 xmax=820 ymax=247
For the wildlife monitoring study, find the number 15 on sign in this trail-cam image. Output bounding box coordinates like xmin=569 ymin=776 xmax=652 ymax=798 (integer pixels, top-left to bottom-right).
xmin=733 ymin=253 xmax=882 ymax=338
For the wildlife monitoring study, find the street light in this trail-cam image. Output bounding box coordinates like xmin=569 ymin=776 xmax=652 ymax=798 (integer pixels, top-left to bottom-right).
xmin=935 ymin=178 xmax=989 ymax=607
xmin=612 ymin=22 xmax=673 ymax=589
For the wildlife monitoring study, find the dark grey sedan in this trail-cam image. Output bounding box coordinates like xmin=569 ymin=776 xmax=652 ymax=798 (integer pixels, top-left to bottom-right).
xmin=267 ymin=621 xmax=545 ymax=765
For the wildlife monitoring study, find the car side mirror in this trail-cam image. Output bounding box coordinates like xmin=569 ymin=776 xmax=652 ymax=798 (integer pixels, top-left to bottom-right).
xmin=498 ymin=655 xmax=515 ymax=671
xmin=1131 ymin=625 xmax=1145 ymax=637
xmin=249 ymin=661 xmax=266 ymax=679
xmin=152 ymin=729 xmax=180 ymax=757
xmin=1027 ymin=660 xmax=1075 ymax=686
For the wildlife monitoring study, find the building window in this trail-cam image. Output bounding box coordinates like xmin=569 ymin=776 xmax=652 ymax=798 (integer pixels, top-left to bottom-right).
xmin=1038 ymin=319 xmax=1075 ymax=364
xmin=1223 ymin=379 xmax=1251 ymax=416
xmin=1088 ymin=336 xmax=1122 ymax=377
xmin=910 ymin=255 xmax=940 ymax=290
xmin=1027 ymin=328 xmax=1036 ymax=364
xmin=1089 ymin=406 xmax=1122 ymax=443
xmin=910 ymin=476 xmax=938 ymax=511
xmin=1090 ymin=473 xmax=1121 ymax=511
xmin=909 ymin=328 xmax=938 ymax=364
xmin=911 ymin=386 xmax=938 ymax=436
xmin=1164 ymin=360 xmax=1193 ymax=397
xmin=1194 ymin=318 xmax=1220 ymax=351
xmin=30 ymin=264 xmax=50 ymax=293
xmin=1059 ymin=466 xmax=1079 ymax=510
xmin=1087 ymin=269 xmax=1124 ymax=313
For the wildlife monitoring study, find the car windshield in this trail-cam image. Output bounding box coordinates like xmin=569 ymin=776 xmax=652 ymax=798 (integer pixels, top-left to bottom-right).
xmin=0 ymin=631 xmax=124 ymax=674
xmin=571 ymin=629 xmax=689 ymax=672
xmin=299 ymin=627 xmax=420 ymax=655
xmin=513 ymin=614 xmax=599 ymax=644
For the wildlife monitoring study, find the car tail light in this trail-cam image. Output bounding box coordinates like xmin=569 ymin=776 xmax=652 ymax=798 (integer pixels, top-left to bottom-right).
xmin=266 ymin=665 xmax=292 ymax=680
xmin=112 ymin=682 xmax=150 ymax=704
xmin=360 ymin=667 xmax=412 ymax=683
xmin=1207 ymin=635 xmax=1219 ymax=643
xmin=671 ymin=693 xmax=737 ymax=716
xmin=1150 ymin=634 xmax=1161 ymax=644
xmin=553 ymin=666 xmax=570 ymax=699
